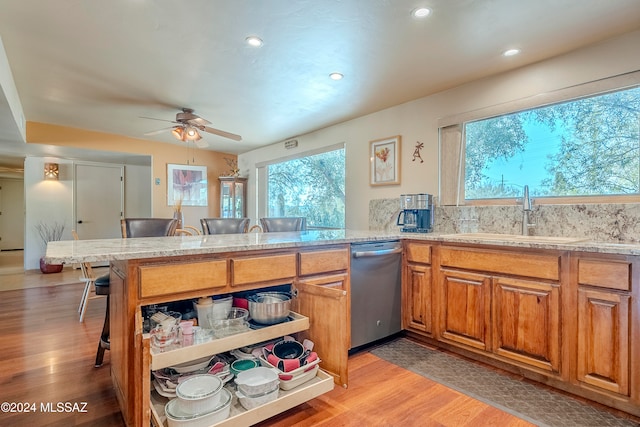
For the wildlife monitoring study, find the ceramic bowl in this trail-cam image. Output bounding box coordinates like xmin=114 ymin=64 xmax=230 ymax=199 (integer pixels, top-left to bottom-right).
xmin=175 ymin=374 xmax=223 ymax=415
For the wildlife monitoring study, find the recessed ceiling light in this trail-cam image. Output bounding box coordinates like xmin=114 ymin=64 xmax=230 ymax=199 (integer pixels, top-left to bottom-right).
xmin=245 ymin=36 xmax=263 ymax=47
xmin=503 ymin=48 xmax=521 ymax=57
xmin=329 ymin=72 xmax=344 ymax=81
xmin=412 ymin=7 xmax=432 ymax=18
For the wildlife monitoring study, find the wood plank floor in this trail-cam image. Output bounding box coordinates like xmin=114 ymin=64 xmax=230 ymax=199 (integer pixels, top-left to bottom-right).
xmin=0 ymin=270 xmax=536 ymax=426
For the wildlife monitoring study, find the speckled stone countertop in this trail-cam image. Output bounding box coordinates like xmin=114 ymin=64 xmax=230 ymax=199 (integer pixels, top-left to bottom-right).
xmin=45 ymin=230 xmax=403 ymax=264
xmin=45 ymin=230 xmax=640 ymax=265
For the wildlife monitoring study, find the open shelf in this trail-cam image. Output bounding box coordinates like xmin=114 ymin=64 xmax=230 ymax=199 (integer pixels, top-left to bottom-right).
xmin=148 ymin=312 xmax=310 ymax=371
xmin=150 ymin=368 xmax=334 ymax=426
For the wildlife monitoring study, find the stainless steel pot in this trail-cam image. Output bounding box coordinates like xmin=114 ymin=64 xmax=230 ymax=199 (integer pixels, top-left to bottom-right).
xmin=248 ymin=292 xmax=291 ymax=325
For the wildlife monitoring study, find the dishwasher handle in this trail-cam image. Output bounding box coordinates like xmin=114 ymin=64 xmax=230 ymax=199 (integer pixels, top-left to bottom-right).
xmin=352 ymin=247 xmax=402 ymax=258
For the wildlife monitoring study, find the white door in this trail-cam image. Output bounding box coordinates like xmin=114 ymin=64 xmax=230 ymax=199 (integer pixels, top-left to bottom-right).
xmin=74 ymin=164 xmax=123 ymax=240
xmin=0 ymin=179 xmax=25 ymax=250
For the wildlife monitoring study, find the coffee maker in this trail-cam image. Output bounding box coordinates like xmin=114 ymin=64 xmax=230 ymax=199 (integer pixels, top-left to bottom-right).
xmin=397 ymin=193 xmax=435 ymax=233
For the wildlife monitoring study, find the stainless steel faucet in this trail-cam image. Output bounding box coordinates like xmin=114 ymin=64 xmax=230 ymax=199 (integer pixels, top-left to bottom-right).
xmin=521 ymin=185 xmax=535 ymax=235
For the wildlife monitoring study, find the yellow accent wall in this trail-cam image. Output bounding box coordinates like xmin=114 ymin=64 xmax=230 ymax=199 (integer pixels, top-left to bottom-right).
xmin=26 ymin=121 xmax=235 ymax=222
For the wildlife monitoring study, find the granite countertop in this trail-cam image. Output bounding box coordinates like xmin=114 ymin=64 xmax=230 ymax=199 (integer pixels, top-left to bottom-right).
xmin=45 ymin=230 xmax=640 ymax=265
xmin=45 ymin=229 xmax=403 ymax=264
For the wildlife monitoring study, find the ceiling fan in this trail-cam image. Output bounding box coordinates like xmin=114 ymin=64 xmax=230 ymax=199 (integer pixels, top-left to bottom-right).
xmin=142 ymin=108 xmax=242 ymax=148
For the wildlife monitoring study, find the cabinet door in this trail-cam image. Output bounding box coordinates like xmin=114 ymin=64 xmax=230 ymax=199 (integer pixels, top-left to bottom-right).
xmin=404 ymin=264 xmax=433 ymax=335
xmin=439 ymin=269 xmax=491 ymax=351
xmin=292 ymin=274 xmax=349 ymax=388
xmin=577 ymin=288 xmax=630 ymax=396
xmin=492 ymin=277 xmax=560 ymax=374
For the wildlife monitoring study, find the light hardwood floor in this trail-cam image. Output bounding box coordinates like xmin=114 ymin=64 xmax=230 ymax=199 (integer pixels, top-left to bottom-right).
xmin=0 ymin=270 xmax=536 ymax=426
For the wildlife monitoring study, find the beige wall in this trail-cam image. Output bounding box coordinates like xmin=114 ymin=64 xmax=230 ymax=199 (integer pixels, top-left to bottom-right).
xmin=27 ymin=122 xmax=236 ymax=225
xmin=238 ymin=29 xmax=640 ymax=230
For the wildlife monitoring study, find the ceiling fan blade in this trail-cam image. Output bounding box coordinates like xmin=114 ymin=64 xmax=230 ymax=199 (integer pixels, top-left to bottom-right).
xmin=144 ymin=126 xmax=175 ymax=136
xmin=189 ymin=116 xmax=211 ymax=126
xmin=139 ymin=116 xmax=179 ymax=124
xmin=202 ymin=126 xmax=242 ymax=141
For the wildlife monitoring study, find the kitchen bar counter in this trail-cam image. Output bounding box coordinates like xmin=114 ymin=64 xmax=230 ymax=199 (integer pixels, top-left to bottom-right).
xmin=45 ymin=229 xmax=640 ymax=264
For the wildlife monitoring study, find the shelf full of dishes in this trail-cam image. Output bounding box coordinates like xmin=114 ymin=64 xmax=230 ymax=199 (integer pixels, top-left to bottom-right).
xmin=142 ymin=285 xmax=303 ymax=371
xmin=150 ymin=367 xmax=333 ymax=427
xmin=149 ymin=336 xmax=332 ymax=426
xmin=146 ymin=312 xmax=310 ymax=371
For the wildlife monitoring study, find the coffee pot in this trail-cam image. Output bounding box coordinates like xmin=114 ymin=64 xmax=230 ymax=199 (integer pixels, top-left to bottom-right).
xmin=397 ymin=193 xmax=434 ymax=233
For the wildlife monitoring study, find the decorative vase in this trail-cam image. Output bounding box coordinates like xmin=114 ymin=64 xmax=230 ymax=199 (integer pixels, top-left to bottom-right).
xmin=173 ymin=211 xmax=184 ymax=228
xmin=40 ymin=257 xmax=63 ymax=274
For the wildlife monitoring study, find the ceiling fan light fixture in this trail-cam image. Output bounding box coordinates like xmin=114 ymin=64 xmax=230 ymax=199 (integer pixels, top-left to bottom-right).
xmin=184 ymin=126 xmax=202 ymax=141
xmin=171 ymin=127 xmax=184 ymax=140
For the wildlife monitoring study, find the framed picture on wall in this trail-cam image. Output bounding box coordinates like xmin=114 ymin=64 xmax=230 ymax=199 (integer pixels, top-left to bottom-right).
xmin=167 ymin=164 xmax=208 ymax=206
xmin=370 ymin=135 xmax=401 ymax=186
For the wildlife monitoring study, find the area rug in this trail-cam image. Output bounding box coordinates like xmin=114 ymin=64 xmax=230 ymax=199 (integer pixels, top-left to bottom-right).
xmin=370 ymin=338 xmax=639 ymax=427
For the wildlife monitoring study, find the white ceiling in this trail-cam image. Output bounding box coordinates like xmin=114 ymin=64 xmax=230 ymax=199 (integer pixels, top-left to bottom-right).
xmin=0 ymin=0 xmax=639 ymax=169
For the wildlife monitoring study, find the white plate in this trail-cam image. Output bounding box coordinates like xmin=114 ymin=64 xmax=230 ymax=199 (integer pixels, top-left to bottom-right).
xmin=152 ymin=379 xmax=176 ymax=398
xmin=169 ymin=354 xmax=215 ymax=373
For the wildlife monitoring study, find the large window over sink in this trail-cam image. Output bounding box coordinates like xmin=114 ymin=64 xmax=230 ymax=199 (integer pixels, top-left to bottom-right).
xmin=439 ymin=72 xmax=640 ymax=205
xmin=465 ymin=85 xmax=640 ymax=200
xmin=261 ymin=144 xmax=345 ymax=229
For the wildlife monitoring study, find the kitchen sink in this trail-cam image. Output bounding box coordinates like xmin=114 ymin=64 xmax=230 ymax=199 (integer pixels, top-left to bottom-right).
xmin=440 ymin=233 xmax=590 ymax=244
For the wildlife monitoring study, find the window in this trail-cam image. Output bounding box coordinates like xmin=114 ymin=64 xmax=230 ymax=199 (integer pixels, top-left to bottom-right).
xmin=464 ymin=85 xmax=640 ymax=200
xmin=265 ymin=145 xmax=345 ymax=229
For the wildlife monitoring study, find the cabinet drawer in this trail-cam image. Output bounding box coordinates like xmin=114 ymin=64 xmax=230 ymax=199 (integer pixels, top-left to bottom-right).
xmin=577 ymin=259 xmax=631 ymax=291
xmin=139 ymin=260 xmax=227 ymax=298
xmin=299 ymin=247 xmax=349 ymax=276
xmin=233 ymin=253 xmax=296 ymax=285
xmin=440 ymin=247 xmax=560 ymax=281
xmin=405 ymin=242 xmax=431 ymax=264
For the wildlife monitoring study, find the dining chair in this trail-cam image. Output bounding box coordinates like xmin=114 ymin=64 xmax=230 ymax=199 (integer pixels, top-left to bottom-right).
xmin=72 ymin=230 xmax=107 ymax=323
xmin=200 ymin=218 xmax=250 ymax=235
xmin=121 ymin=218 xmax=179 ymax=238
xmin=259 ymin=217 xmax=307 ymax=232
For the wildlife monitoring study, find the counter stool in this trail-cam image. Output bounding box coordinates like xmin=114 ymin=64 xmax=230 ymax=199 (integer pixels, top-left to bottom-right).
xmin=94 ymin=273 xmax=110 ymax=367
xmin=260 ymin=217 xmax=307 ymax=232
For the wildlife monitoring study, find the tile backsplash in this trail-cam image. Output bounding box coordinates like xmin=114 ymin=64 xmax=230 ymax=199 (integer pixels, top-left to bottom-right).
xmin=369 ymin=198 xmax=640 ymax=243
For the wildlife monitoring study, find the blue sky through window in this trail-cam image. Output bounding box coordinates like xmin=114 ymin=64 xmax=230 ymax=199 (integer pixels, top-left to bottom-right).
xmin=480 ymin=119 xmax=565 ymax=196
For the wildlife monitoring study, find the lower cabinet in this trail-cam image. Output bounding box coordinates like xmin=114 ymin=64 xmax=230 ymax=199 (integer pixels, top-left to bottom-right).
xmin=148 ymin=312 xmax=335 ymax=427
xmin=110 ymin=245 xmax=350 ymax=427
xmin=575 ymin=255 xmax=634 ymax=398
xmin=439 ymin=269 xmax=492 ymax=351
xmin=492 ymin=276 xmax=560 ymax=373
xmin=404 ymin=264 xmax=433 ymax=335
xmin=406 ymin=244 xmax=640 ymax=418
xmin=577 ymin=288 xmax=630 ymax=395
xmin=293 ymin=273 xmax=349 ymax=388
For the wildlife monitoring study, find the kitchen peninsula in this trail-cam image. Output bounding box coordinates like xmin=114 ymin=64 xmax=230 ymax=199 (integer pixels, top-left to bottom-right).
xmin=46 ymin=230 xmax=640 ymax=425
xmin=46 ymin=230 xmax=399 ymax=427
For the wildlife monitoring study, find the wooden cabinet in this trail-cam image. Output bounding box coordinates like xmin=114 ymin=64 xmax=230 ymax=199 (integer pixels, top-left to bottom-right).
xmin=574 ymin=255 xmax=634 ymax=398
xmin=402 ymin=241 xmax=640 ymax=418
xmin=293 ymin=273 xmax=349 ymax=387
xmin=439 ymin=269 xmax=492 ymax=351
xmin=219 ymin=176 xmax=247 ymax=218
xmin=110 ymin=245 xmax=350 ymax=427
xmin=405 ymin=264 xmax=433 ymax=335
xmin=403 ymin=242 xmax=433 ymax=336
xmin=492 ymin=276 xmax=560 ymax=373
xmin=436 ymin=246 xmax=563 ymax=375
xmin=577 ymin=288 xmax=630 ymax=395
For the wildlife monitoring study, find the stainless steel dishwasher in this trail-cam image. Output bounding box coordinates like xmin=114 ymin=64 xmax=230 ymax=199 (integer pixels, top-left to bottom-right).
xmin=350 ymin=240 xmax=403 ymax=349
